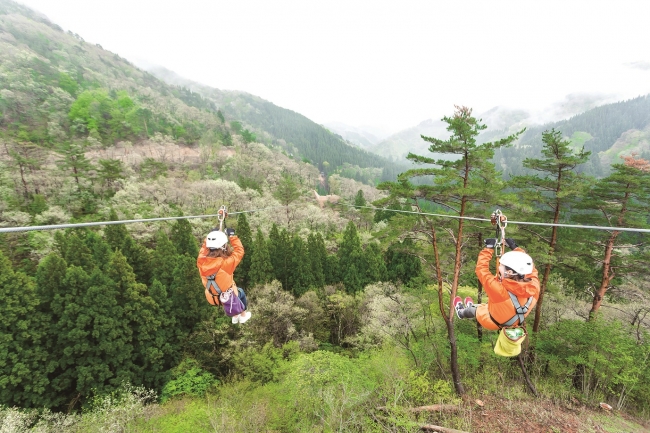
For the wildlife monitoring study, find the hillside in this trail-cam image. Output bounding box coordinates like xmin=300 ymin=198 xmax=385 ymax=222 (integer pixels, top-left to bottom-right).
xmin=146 ymin=66 xmax=410 ymax=183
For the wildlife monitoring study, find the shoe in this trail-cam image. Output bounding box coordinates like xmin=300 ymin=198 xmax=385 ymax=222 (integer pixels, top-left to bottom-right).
xmin=453 ymin=296 xmax=464 ymax=319
xmin=238 ymin=311 xmax=251 ymax=324
xmin=464 ymin=297 xmax=474 ymax=309
xmin=231 ymin=316 xmax=239 ymax=324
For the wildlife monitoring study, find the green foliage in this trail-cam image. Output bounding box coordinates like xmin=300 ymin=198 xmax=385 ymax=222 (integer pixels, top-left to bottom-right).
xmin=170 ymin=218 xmax=198 ymax=258
xmin=139 ymin=158 xmax=168 ymax=180
xmin=233 ymin=212 xmax=253 ymax=288
xmin=231 ymin=341 xmax=300 ymax=384
xmin=248 ymin=228 xmax=274 ymax=287
xmin=160 ymin=358 xmax=218 ymax=403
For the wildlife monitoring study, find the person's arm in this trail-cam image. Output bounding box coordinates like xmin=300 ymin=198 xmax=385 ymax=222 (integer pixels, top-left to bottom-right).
xmin=475 ymin=248 xmax=509 ymax=301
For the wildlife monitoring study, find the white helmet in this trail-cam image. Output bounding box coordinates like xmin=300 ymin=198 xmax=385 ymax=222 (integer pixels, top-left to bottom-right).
xmin=500 ymin=251 xmax=533 ymax=276
xmin=206 ymin=231 xmax=228 ymax=250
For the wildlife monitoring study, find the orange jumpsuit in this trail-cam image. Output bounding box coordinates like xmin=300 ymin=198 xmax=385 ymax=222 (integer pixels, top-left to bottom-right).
xmin=196 ymin=236 xmax=244 ymax=306
xmin=474 ymin=247 xmax=540 ymax=330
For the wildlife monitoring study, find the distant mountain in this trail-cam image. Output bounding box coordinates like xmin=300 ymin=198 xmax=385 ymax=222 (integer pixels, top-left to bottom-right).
xmin=371 ymin=93 xmax=624 ymax=163
xmin=322 ymin=122 xmax=390 ymax=149
xmin=146 ymin=66 xmax=410 ymax=182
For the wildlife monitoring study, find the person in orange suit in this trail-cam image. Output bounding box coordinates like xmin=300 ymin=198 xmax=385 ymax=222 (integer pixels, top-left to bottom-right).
xmin=454 ymin=238 xmax=540 ymax=330
xmin=197 ymin=227 xmax=251 ymax=324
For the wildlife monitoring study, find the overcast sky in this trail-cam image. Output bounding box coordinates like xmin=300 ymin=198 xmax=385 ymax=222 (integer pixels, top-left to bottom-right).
xmin=16 ymin=0 xmax=650 ymax=134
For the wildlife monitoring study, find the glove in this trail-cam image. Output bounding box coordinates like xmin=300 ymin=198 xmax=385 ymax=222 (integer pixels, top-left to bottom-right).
xmin=484 ymin=238 xmax=497 ymax=249
xmin=505 ymin=238 xmax=517 ymax=249
xmin=225 ymin=228 xmax=235 ymax=237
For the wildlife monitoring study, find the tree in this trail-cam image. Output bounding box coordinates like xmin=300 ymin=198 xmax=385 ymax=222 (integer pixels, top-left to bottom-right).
xmin=273 ymin=172 xmax=301 ymax=227
xmin=510 ymin=128 xmax=591 ymax=333
xmin=0 ymin=251 xmax=49 ymax=407
xmin=338 ymin=221 xmax=365 ymax=294
xmin=233 ymin=212 xmax=253 ymax=288
xmin=150 ymin=230 xmax=179 ymax=289
xmin=378 ymin=106 xmax=523 ymax=395
xmin=363 ymin=242 xmax=387 ymax=285
xmin=288 ymin=235 xmax=313 ymax=296
xmin=307 ymin=233 xmax=326 ymax=288
xmin=170 ymin=218 xmax=199 ymax=257
xmin=249 ymin=228 xmax=274 ymax=286
xmin=104 ymin=209 xmax=129 ymax=251
xmin=575 ymin=155 xmax=650 ymax=318
xmin=269 ymin=224 xmax=291 ymax=290
xmin=385 ymin=239 xmax=422 ymax=285
xmin=170 ymin=255 xmax=212 ymax=337
xmin=97 ymin=158 xmax=125 ymax=196
xmin=55 ymin=141 xmax=93 ymax=190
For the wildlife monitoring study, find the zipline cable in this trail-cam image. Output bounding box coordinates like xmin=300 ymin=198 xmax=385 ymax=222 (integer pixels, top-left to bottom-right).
xmin=339 ymin=203 xmax=650 ymax=234
xmin=2 ymin=201 xmax=649 ymax=235
xmin=0 ymin=205 xmax=286 ymax=234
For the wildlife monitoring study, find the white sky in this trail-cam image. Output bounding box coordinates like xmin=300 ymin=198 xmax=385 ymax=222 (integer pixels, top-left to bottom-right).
xmin=15 ymin=0 xmax=650 ymax=134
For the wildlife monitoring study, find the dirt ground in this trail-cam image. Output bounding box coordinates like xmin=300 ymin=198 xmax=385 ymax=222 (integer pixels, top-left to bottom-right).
xmin=425 ymin=395 xmax=650 ymax=433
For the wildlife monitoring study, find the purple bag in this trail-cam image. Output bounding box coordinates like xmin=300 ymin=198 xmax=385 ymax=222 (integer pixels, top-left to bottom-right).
xmin=219 ymin=288 xmax=245 ymax=317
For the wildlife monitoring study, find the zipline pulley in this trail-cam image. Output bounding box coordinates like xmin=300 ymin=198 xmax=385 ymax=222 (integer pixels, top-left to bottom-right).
xmin=217 ymin=206 xmax=228 ymax=231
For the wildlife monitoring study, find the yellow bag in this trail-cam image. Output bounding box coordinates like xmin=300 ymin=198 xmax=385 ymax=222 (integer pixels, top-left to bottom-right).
xmin=494 ymin=327 xmax=526 ymax=357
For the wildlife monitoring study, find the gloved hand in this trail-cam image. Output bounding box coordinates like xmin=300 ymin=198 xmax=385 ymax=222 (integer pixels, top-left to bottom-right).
xmin=484 ymin=238 xmax=497 ymax=249
xmin=505 ymin=238 xmax=517 ymax=249
xmin=225 ymin=228 xmax=235 ymax=237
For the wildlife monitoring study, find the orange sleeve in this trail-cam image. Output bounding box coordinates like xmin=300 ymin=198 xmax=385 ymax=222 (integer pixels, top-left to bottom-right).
xmin=475 ymin=248 xmax=510 ymax=303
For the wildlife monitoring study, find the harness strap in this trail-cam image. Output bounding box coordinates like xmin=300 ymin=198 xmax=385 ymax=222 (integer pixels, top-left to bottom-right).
xmin=206 ymin=273 xmax=222 ymax=304
xmin=489 ymin=292 xmax=534 ymax=328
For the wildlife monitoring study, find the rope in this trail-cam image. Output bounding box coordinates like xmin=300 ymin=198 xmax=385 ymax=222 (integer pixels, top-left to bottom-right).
xmin=339 ymin=203 xmax=650 ymax=234
xmin=0 ymin=205 xmax=286 ymax=233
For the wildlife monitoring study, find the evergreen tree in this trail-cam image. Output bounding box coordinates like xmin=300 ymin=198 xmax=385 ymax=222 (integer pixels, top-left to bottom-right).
xmin=364 ymin=242 xmax=387 ymax=285
xmin=249 ymin=228 xmax=274 ymax=286
xmin=233 ymin=212 xmax=253 ymax=288
xmin=148 ymin=279 xmax=181 ymax=372
xmin=273 ymin=172 xmax=301 ymax=227
xmin=150 ymin=230 xmax=178 ymax=289
xmin=307 ymin=233 xmax=326 ymax=288
xmin=337 ymin=222 xmax=366 ymax=293
xmin=378 ymin=106 xmax=522 ymax=395
xmin=574 ymin=155 xmax=650 ymax=317
xmin=121 ymin=235 xmax=153 ymax=285
xmin=289 ymin=235 xmax=313 ymax=296
xmin=0 ymin=251 xmax=49 ymax=407
xmin=63 ymin=231 xmax=95 ymax=273
xmin=55 ymin=141 xmax=93 ymax=190
xmin=269 ymin=224 xmax=291 ymax=290
xmin=325 ymin=254 xmax=340 ymax=285
xmin=104 ymin=209 xmax=128 ymax=251
xmin=385 ymin=239 xmax=422 ymax=285
xmin=510 ymin=128 xmax=591 ymax=332
xmin=170 ymin=254 xmax=212 ymax=337
xmin=170 ymin=218 xmax=199 ymax=257
xmin=84 ymin=231 xmax=112 ymax=272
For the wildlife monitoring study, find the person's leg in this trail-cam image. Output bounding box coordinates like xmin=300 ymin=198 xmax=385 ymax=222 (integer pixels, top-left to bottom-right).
xmin=237 ymin=287 xmax=248 ymax=310
xmin=460 ymin=305 xmax=477 ymax=319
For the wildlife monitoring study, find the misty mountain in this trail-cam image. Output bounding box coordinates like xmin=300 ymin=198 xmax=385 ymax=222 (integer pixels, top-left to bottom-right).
xmin=322 ymin=122 xmax=390 ymax=149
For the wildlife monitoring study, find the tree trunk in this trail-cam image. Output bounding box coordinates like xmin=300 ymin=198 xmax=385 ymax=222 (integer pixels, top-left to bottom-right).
xmin=533 ymin=201 xmax=560 ymax=333
xmin=589 ymin=231 xmax=618 ymax=318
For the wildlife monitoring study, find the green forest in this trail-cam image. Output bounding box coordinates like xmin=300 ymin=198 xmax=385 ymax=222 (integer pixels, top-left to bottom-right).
xmin=2 ymin=1 xmax=650 ymax=432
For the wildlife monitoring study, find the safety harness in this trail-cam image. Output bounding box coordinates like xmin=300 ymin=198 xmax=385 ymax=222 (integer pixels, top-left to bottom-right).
xmin=489 ymin=291 xmax=534 ymax=328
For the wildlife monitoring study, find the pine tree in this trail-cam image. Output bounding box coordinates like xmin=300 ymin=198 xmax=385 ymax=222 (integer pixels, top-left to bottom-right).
xmin=233 ymin=212 xmax=253 ymax=288
xmin=148 ymin=279 xmax=181 ymax=373
xmin=574 ymin=155 xmax=650 ymax=317
xmin=0 ymin=251 xmax=49 ymax=407
xmin=63 ymin=230 xmax=95 ymax=273
xmin=510 ymin=128 xmax=591 ymax=332
xmin=249 ymin=228 xmax=274 ymax=286
xmin=273 ymin=172 xmax=301 ymax=227
xmin=385 ymin=239 xmax=422 ymax=285
xmin=289 ymin=235 xmax=313 ymax=296
xmin=170 ymin=218 xmax=199 ymax=257
xmin=378 ymin=106 xmax=522 ymax=395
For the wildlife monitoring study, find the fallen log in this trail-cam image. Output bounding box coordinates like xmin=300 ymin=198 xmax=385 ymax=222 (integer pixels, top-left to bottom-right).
xmin=377 ymin=404 xmax=460 ymax=413
xmin=421 ymin=425 xmax=470 ymax=433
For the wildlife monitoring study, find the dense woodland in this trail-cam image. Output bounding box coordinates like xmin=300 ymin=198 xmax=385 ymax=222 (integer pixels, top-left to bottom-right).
xmin=1 ymin=1 xmax=650 ymax=431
